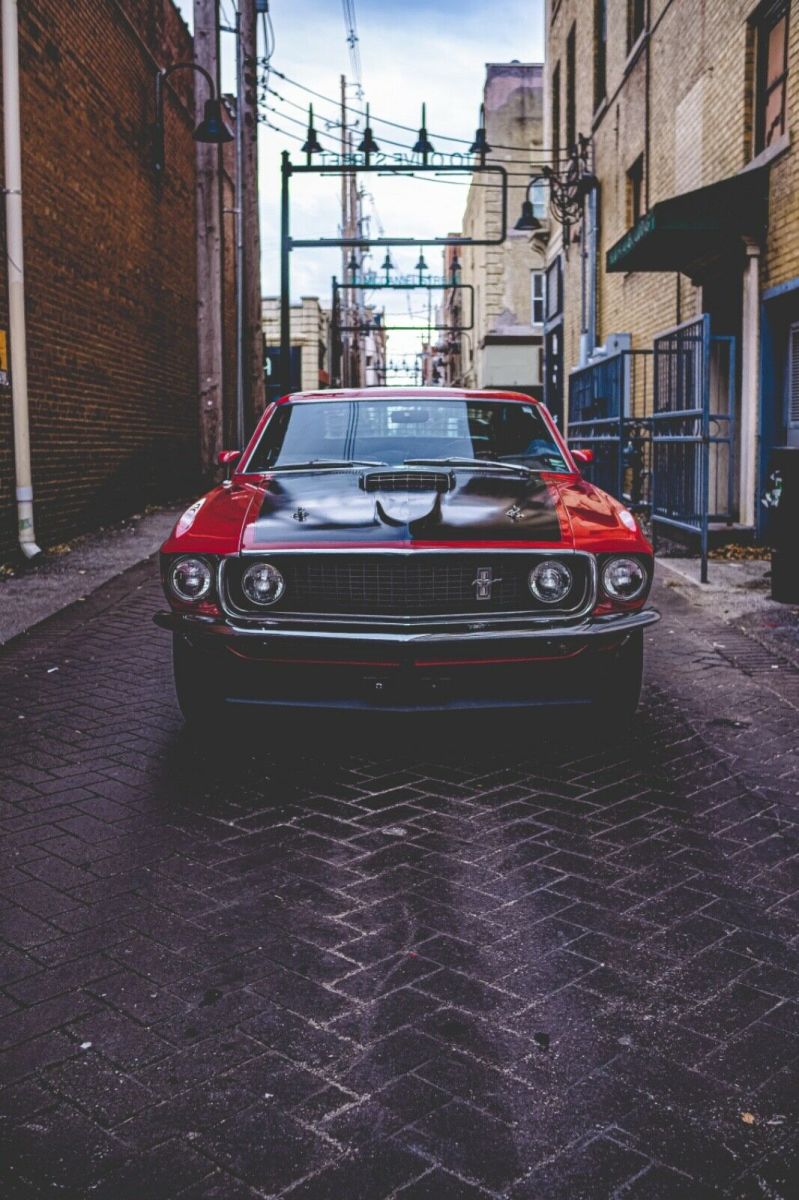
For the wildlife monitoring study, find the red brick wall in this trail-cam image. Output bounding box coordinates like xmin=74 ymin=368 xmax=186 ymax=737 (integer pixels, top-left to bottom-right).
xmin=0 ymin=0 xmax=226 ymax=560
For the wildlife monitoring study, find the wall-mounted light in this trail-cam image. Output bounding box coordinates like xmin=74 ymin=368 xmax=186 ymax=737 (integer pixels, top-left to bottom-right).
xmin=153 ymin=62 xmax=232 ymax=174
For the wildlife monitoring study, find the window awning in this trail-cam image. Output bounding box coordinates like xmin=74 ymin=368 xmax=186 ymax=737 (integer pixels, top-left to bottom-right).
xmin=606 ymin=167 xmax=768 ymax=277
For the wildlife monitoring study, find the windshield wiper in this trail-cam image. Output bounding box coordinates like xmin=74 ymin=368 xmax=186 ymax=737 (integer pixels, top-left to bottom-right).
xmin=269 ymin=458 xmax=387 ymax=471
xmin=403 ymin=456 xmax=535 ymax=476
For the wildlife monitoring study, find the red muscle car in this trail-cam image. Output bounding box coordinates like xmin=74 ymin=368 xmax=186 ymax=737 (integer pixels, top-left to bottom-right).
xmin=155 ymin=388 xmax=658 ymax=721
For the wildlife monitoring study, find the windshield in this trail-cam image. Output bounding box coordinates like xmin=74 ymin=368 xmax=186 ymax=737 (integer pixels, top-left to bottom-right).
xmin=247 ymin=398 xmax=568 ymax=473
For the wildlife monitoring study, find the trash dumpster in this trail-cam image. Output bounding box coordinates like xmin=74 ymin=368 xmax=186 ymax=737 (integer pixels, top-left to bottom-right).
xmin=767 ymin=447 xmax=799 ymax=604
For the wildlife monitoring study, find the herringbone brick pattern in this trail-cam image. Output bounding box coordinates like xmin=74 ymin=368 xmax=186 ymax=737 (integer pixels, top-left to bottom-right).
xmin=0 ymin=563 xmax=797 ymax=1198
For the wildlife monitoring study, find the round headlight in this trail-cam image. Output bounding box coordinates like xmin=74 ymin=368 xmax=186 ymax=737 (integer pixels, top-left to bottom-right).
xmin=529 ymin=559 xmax=573 ymax=604
xmin=241 ymin=562 xmax=285 ymax=606
xmin=602 ymin=556 xmax=647 ymax=601
xmin=169 ymin=556 xmax=212 ymax=602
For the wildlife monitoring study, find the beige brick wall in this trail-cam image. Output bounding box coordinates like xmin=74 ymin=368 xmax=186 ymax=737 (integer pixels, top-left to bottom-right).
xmin=545 ymin=0 xmax=799 ymax=404
xmin=459 ymin=63 xmax=547 ymax=389
xmin=263 ymin=297 xmax=330 ymax=392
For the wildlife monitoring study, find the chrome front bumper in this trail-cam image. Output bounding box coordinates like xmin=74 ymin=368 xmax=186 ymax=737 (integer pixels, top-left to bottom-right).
xmin=154 ymin=606 xmax=660 ymax=645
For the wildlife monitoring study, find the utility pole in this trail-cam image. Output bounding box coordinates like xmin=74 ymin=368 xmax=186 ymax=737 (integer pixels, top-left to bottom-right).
xmin=350 ymin=163 xmax=361 ymax=386
xmin=340 ymin=74 xmax=349 ymax=387
xmin=240 ymin=0 xmax=265 ymax=432
xmin=194 ymin=0 xmax=224 ymax=477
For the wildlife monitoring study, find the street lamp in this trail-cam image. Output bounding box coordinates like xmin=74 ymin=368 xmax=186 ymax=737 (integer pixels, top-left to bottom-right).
xmin=301 ymin=104 xmax=323 ymax=160
xmin=153 ymin=62 xmax=232 ymax=174
xmin=357 ymin=103 xmax=380 ymax=163
xmin=413 ymin=103 xmax=435 ymax=164
xmin=469 ymin=103 xmax=491 ymax=165
xmin=514 ymin=176 xmax=547 ymax=231
xmin=381 ymin=251 xmax=394 ymax=283
xmin=415 ymin=252 xmax=428 ymax=283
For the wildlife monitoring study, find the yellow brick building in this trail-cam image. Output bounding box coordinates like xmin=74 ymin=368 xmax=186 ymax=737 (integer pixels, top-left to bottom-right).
xmin=263 ymin=297 xmax=331 ymax=400
xmin=456 ymin=63 xmax=547 ymax=396
xmin=544 ymin=0 xmax=799 ymax=536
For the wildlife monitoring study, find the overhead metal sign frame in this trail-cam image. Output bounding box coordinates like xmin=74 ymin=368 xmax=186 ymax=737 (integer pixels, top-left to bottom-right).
xmin=279 ymin=152 xmax=509 ymax=389
xmin=331 ymin=277 xmax=474 ymax=335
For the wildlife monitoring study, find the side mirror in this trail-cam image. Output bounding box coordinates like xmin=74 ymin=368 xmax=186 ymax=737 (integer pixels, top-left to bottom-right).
xmin=218 ymin=449 xmax=241 ymax=481
xmin=572 ymin=448 xmax=595 ymax=467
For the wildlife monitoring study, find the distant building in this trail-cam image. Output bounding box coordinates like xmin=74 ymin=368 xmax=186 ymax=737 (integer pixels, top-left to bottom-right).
xmin=449 ymin=62 xmax=547 ymax=401
xmin=263 ymin=297 xmax=331 ymax=400
xmin=545 ymin=0 xmax=799 ymax=538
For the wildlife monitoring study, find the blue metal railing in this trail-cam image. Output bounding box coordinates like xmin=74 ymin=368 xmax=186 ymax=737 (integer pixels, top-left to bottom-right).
xmin=651 ymin=315 xmax=736 ymax=582
xmin=568 ymin=349 xmax=653 ymax=511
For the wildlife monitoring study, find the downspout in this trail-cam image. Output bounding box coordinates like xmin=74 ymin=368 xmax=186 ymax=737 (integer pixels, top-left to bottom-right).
xmin=587 ymin=184 xmax=598 ymax=357
xmin=2 ymin=0 xmax=40 ymax=558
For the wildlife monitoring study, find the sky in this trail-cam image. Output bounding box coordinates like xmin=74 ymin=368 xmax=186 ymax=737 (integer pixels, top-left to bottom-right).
xmin=174 ymin=0 xmax=544 ymax=374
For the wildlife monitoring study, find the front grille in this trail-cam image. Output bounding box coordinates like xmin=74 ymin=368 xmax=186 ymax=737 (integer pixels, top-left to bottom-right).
xmin=226 ymin=554 xmax=592 ymax=617
xmin=362 ymin=471 xmax=452 ymax=493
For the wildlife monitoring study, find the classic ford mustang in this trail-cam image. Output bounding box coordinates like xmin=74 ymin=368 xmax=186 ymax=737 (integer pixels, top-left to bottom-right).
xmin=155 ymin=388 xmax=658 ymax=720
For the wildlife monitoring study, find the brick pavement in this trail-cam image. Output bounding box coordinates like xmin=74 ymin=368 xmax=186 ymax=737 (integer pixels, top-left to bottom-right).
xmin=0 ymin=561 xmax=797 ymax=1199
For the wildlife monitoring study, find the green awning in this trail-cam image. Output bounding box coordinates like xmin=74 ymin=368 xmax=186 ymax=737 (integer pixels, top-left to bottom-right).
xmin=606 ymin=168 xmax=768 ymax=277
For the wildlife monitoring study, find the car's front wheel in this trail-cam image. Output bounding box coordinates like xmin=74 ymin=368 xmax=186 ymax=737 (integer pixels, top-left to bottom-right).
xmin=589 ymin=629 xmax=643 ymax=726
xmin=172 ymin=634 xmax=226 ymax=726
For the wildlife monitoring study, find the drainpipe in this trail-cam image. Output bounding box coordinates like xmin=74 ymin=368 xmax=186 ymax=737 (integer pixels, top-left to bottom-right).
xmin=2 ymin=0 xmax=40 ymax=558
xmin=587 ymin=186 xmax=598 ymax=357
xmin=739 ymin=237 xmax=761 ymax=529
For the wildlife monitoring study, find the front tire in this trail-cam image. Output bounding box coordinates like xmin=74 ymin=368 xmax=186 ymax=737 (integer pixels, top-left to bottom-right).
xmin=590 ymin=629 xmax=643 ymax=726
xmin=172 ymin=634 xmax=226 ymax=726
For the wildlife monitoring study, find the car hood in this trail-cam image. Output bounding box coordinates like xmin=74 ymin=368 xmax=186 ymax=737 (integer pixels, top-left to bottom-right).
xmin=240 ymin=468 xmax=570 ymax=548
xmin=161 ymin=470 xmax=651 ymax=557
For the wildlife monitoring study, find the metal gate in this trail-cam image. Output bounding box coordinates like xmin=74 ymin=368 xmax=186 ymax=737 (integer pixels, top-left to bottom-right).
xmin=651 ymin=315 xmax=736 ymax=582
xmin=568 ymin=349 xmax=653 ymax=511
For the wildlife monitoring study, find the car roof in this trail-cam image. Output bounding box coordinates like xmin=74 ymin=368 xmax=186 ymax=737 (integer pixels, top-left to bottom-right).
xmin=280 ymin=388 xmax=540 ymax=405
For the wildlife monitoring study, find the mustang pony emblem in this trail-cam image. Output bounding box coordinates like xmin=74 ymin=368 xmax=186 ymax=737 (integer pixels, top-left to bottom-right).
xmin=472 ymin=566 xmax=501 ymax=600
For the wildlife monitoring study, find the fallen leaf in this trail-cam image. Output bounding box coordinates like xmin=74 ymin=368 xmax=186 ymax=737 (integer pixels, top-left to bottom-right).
xmin=740 ymin=1111 xmax=757 ymax=1125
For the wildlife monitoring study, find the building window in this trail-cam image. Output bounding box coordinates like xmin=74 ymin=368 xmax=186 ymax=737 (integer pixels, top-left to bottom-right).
xmin=627 ymin=154 xmax=645 ymax=224
xmin=546 ymin=257 xmax=563 ymax=321
xmin=594 ymin=0 xmax=607 ymax=112
xmin=530 ymin=178 xmax=548 ymax=219
xmin=754 ymin=0 xmax=789 ymax=152
xmin=531 ymin=271 xmax=545 ymax=325
xmin=552 ymin=61 xmax=561 ymax=166
xmin=628 ymin=0 xmax=646 ymax=49
xmin=566 ymin=24 xmax=576 ymax=153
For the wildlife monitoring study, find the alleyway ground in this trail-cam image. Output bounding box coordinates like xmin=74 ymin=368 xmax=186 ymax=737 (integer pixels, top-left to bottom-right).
xmin=0 ymin=551 xmax=797 ymax=1198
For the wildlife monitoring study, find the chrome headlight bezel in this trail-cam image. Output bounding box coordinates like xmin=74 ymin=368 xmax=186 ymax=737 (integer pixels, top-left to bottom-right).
xmin=528 ymin=559 xmax=574 ymax=605
xmin=168 ymin=555 xmax=214 ymax=602
xmin=241 ymin=561 xmax=286 ymax=607
xmin=601 ymin=555 xmax=648 ymax=601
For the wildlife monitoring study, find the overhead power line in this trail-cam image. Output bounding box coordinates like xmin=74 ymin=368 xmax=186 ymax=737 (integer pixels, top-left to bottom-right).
xmin=341 ymin=0 xmax=364 ymax=97
xmin=266 ymin=67 xmax=560 ymax=155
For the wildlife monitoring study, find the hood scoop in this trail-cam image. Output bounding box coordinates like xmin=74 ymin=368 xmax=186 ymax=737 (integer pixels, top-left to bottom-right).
xmin=362 ymin=470 xmax=453 ymax=494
